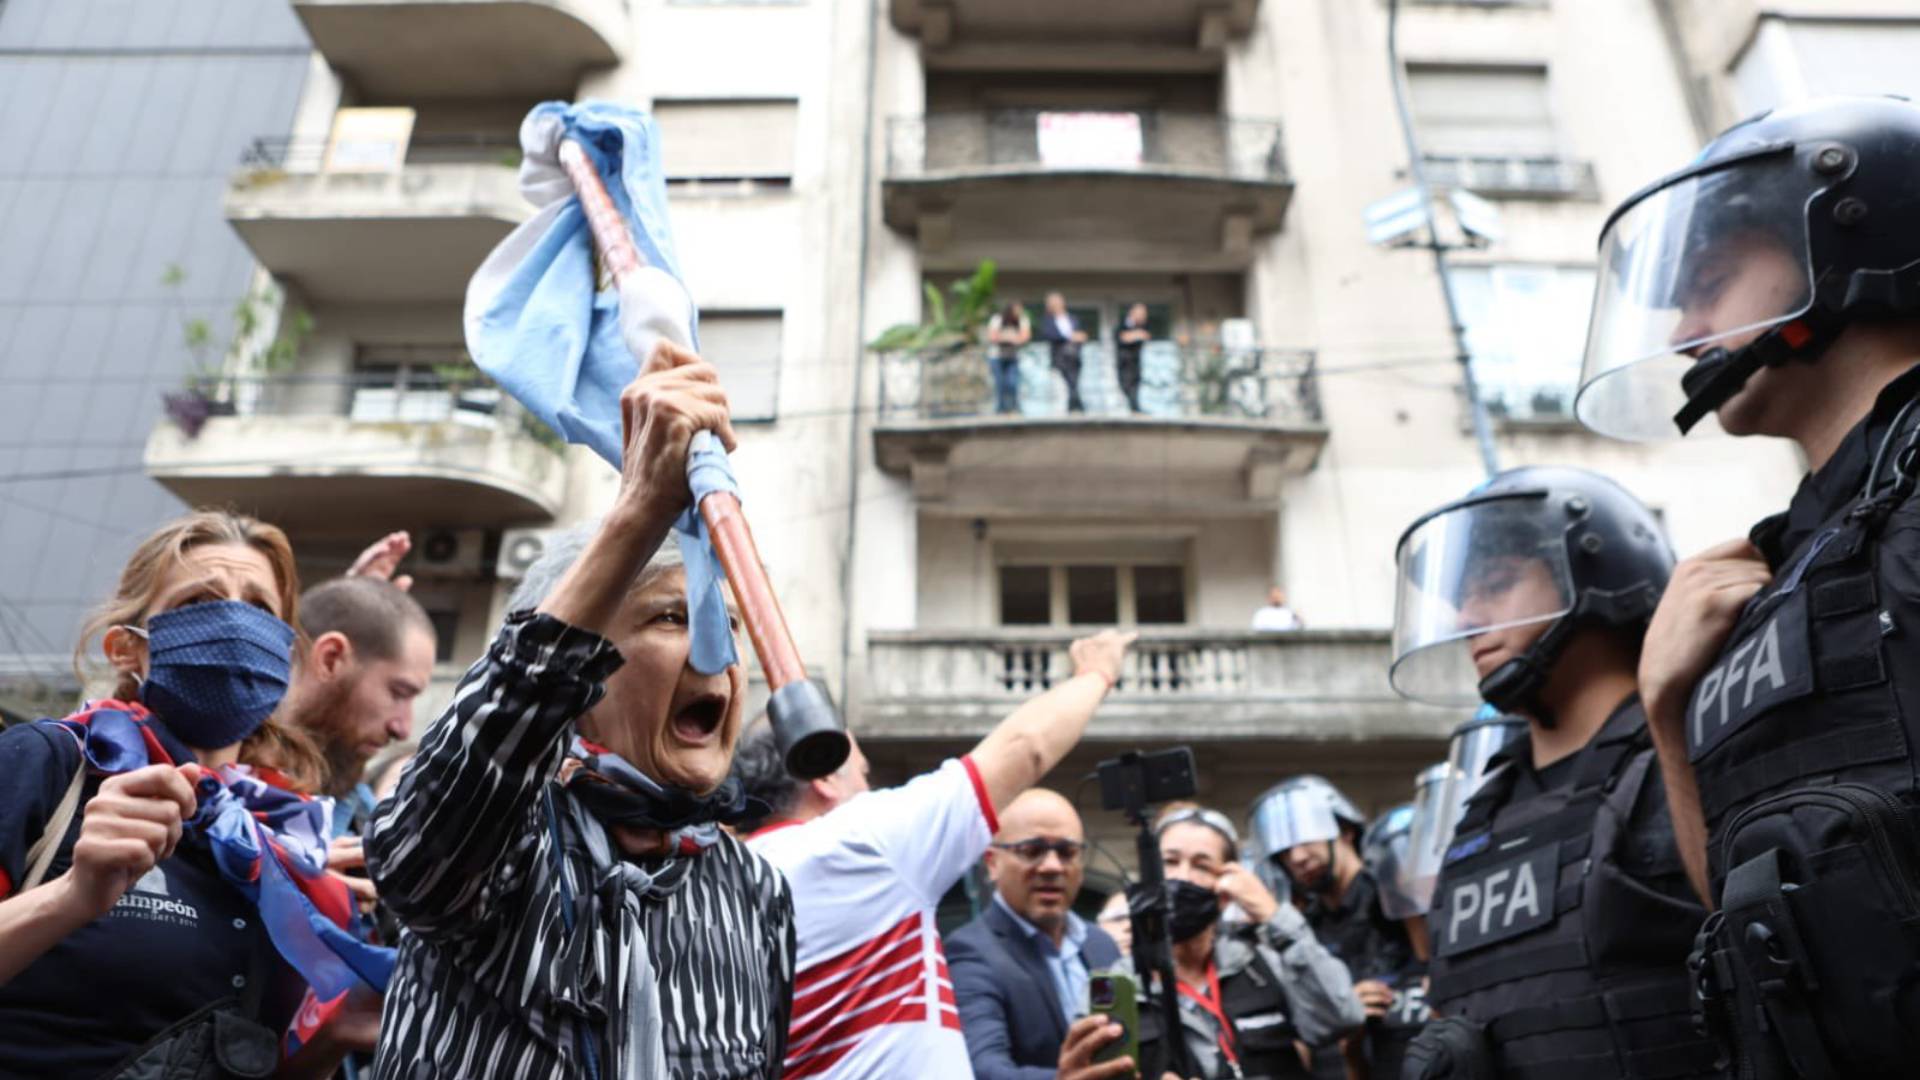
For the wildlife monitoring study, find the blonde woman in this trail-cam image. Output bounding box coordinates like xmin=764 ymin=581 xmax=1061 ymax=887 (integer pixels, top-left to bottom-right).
xmin=0 ymin=510 xmax=385 ymax=1079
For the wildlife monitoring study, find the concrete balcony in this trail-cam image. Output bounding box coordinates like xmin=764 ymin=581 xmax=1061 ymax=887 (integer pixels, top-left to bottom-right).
xmin=1420 ymin=154 xmax=1599 ymax=200
xmin=873 ymin=343 xmax=1325 ymax=515
xmin=890 ymin=0 xmax=1259 ymax=71
xmin=293 ymin=0 xmax=626 ymax=100
xmin=145 ymin=374 xmax=568 ymax=533
xmin=863 ymin=629 xmax=1450 ymax=741
xmin=225 ymin=136 xmax=528 ymax=305
xmin=884 ymin=111 xmax=1293 ymax=272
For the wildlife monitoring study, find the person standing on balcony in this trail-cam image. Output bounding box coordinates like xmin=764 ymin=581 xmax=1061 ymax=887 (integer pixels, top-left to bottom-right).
xmin=1115 ymin=302 xmax=1152 ymax=414
xmin=730 ymin=630 xmax=1137 ymax=1080
xmin=986 ymin=302 xmax=1032 ymax=415
xmin=1038 ymin=292 xmax=1089 ymax=414
xmin=1251 ymin=586 xmax=1304 ymax=631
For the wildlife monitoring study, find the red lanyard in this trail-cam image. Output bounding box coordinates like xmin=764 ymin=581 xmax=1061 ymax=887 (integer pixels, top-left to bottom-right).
xmin=1176 ymin=963 xmax=1240 ymax=1068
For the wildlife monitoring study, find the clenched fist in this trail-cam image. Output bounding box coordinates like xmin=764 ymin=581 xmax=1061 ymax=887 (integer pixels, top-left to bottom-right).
xmin=65 ymin=765 xmax=199 ymax=920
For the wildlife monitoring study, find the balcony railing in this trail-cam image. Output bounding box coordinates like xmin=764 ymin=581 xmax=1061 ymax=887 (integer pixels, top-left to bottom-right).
xmin=864 ymin=628 xmax=1439 ymax=740
xmin=239 ymin=134 xmax=523 ymax=173
xmin=169 ymin=372 xmax=560 ymax=449
xmin=887 ymin=110 xmax=1288 ymax=184
xmin=876 ymin=342 xmax=1321 ymax=425
xmin=1419 ymin=154 xmax=1598 ymax=199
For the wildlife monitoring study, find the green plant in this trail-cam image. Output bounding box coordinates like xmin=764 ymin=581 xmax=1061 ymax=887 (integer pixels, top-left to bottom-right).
xmin=164 ymin=267 xmax=315 ymax=383
xmin=868 ymin=259 xmax=999 ymax=352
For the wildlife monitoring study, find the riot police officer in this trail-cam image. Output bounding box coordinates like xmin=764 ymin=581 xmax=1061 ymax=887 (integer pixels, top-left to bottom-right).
xmin=1577 ymin=95 xmax=1920 ymax=1076
xmin=1389 ymin=467 xmax=1719 ymax=1080
xmin=1251 ymin=777 xmax=1417 ymax=1079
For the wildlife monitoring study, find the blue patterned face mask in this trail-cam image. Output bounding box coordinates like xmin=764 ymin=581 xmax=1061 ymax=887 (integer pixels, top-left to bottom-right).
xmin=125 ymin=599 xmax=295 ymax=750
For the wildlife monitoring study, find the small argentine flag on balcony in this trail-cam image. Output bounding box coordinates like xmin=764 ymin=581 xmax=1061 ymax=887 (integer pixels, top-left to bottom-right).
xmin=464 ymin=101 xmax=738 ymax=674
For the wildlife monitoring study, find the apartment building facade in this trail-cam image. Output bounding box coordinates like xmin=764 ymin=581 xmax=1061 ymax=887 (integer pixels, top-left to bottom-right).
xmin=15 ymin=0 xmax=1920 ymax=845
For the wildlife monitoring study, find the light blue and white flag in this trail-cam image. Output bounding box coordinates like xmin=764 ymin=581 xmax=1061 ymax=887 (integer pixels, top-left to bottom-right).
xmin=466 ymin=101 xmax=738 ymax=674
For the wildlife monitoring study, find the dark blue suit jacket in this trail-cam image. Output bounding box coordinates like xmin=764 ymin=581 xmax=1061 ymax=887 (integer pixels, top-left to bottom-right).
xmin=948 ymin=899 xmax=1123 ymax=1080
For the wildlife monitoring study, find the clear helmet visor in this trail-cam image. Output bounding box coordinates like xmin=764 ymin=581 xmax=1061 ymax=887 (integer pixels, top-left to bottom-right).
xmin=1387 ymin=763 xmax=1453 ymax=920
xmin=1576 ymin=152 xmax=1816 ymax=440
xmin=1249 ymin=785 xmax=1342 ymax=856
xmin=1391 ymin=494 xmax=1577 ymax=706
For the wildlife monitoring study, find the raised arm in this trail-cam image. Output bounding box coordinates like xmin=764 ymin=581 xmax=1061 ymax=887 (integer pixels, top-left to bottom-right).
xmin=969 ymin=631 xmax=1135 ymax=814
xmin=366 ymin=342 xmax=735 ymax=935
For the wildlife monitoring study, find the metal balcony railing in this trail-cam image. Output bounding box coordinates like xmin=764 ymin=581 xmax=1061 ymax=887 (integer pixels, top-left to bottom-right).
xmin=167 ymin=372 xmax=560 ymax=451
xmin=239 ymin=134 xmax=523 ymax=173
xmin=1419 ymin=154 xmax=1598 ymax=199
xmin=876 ymin=342 xmax=1321 ymax=425
xmin=886 ymin=110 xmax=1289 ymax=184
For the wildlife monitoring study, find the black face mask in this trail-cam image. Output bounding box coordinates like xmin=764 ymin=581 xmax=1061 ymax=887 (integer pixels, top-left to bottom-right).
xmin=1166 ymin=879 xmax=1223 ymax=943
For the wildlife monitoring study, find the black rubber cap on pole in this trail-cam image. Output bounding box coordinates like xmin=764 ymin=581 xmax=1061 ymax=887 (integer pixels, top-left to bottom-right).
xmin=767 ymin=680 xmax=850 ymax=779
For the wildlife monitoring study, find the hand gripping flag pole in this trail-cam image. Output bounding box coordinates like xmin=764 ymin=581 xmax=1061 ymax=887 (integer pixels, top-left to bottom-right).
xmin=555 ymin=139 xmax=849 ymax=780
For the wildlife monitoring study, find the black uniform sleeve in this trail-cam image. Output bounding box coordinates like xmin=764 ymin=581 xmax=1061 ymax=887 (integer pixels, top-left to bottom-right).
xmin=0 ymin=724 xmax=82 ymax=900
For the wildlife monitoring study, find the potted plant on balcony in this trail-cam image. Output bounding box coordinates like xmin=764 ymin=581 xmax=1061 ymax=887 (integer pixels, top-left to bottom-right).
xmin=868 ymin=259 xmax=998 ymax=417
xmin=160 ymin=266 xmax=313 ymax=438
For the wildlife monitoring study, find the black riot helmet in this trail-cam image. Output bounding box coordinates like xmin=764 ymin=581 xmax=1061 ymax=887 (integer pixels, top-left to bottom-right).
xmin=1391 ymin=467 xmax=1674 ymax=717
xmin=1578 ymin=95 xmax=1920 ymax=439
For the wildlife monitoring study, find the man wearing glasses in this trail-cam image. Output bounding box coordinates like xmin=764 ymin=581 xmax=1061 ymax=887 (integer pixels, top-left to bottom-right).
xmin=948 ymin=790 xmax=1123 ymax=1080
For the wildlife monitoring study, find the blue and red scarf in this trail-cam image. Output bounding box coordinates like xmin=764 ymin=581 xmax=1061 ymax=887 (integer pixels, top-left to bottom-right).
xmin=39 ymin=701 xmax=395 ymax=1055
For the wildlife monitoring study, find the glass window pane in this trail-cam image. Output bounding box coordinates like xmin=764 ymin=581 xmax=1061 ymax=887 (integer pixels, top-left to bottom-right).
xmin=999 ymin=566 xmax=1052 ymax=626
xmin=1066 ymin=565 xmax=1118 ymax=625
xmin=1133 ymin=565 xmax=1187 ymax=624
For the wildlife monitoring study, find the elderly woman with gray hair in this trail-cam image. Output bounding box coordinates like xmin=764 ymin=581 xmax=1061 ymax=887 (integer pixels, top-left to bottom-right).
xmin=365 ymin=344 xmax=794 ymax=1080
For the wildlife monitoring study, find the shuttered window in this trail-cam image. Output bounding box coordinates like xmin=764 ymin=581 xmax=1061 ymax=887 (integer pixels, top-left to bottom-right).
xmin=699 ymin=311 xmax=783 ymax=421
xmin=653 ymin=100 xmax=798 ymax=182
xmin=1406 ymin=65 xmax=1557 ymax=156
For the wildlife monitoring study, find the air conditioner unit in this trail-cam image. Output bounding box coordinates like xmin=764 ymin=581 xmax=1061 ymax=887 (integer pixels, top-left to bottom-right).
xmin=496 ymin=528 xmax=554 ymax=581
xmin=414 ymin=529 xmax=487 ymax=578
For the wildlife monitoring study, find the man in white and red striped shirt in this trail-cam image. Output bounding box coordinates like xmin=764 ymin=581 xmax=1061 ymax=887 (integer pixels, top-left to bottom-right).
xmin=737 ymin=631 xmax=1135 ymax=1080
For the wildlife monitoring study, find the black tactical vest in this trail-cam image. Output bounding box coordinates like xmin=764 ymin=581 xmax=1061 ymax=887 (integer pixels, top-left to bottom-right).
xmin=1685 ymin=480 xmax=1920 ymax=884
xmin=1427 ymin=702 xmax=1719 ymax=1080
xmin=1304 ymin=874 xmax=1423 ymax=1080
xmin=1683 ymin=417 xmax=1920 ymax=1076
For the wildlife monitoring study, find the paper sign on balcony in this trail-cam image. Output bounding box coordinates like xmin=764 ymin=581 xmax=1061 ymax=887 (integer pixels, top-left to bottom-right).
xmin=324 ymin=107 xmax=416 ymax=174
xmin=1036 ymin=112 xmax=1143 ymax=169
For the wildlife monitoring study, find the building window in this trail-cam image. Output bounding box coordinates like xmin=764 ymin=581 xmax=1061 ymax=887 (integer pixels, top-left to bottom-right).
xmin=1407 ymin=65 xmax=1555 ymax=155
xmin=1450 ymin=263 xmax=1596 ymax=423
xmin=1732 ymin=18 xmax=1920 ymax=117
xmin=698 ymin=311 xmax=782 ymax=422
xmin=653 ymin=100 xmax=798 ymax=185
xmin=996 ymin=562 xmax=1189 ymax=626
xmin=1405 ymin=65 xmax=1593 ymax=198
xmin=998 ymin=566 xmax=1052 ymax=626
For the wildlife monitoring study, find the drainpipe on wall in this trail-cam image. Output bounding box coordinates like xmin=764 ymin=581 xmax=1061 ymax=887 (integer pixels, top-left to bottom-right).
xmin=838 ymin=0 xmax=884 ymax=707
xmin=1386 ymin=0 xmax=1499 ymax=479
